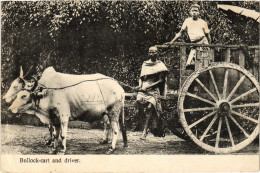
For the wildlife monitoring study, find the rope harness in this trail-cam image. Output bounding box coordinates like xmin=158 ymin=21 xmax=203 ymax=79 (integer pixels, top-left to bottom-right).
xmin=30 ymin=77 xmax=136 ymax=110
xmin=37 ymin=77 xmax=135 ymax=90
xmin=37 ymin=78 xmax=165 ymax=100
xmin=96 ymin=81 xmax=107 ymax=108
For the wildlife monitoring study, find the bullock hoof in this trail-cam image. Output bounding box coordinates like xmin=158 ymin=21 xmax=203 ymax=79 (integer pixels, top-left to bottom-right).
xmin=140 ymin=136 xmax=146 ymax=140
xmin=49 ymin=148 xmax=57 ymax=154
xmin=124 ymin=143 xmax=128 ymax=147
xmin=58 ymin=149 xmax=66 ymax=155
xmin=100 ymin=140 xmax=108 ymax=145
xmin=45 ymin=139 xmax=52 ymax=146
xmin=106 ymin=148 xmax=114 ymax=155
xmin=47 ymin=142 xmax=54 ymax=148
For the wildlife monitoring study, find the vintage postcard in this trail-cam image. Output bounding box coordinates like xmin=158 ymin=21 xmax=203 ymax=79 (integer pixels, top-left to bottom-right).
xmin=1 ymin=1 xmax=259 ymax=172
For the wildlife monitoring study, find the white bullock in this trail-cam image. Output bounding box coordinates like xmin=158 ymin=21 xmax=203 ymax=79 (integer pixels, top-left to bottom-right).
xmin=8 ymin=67 xmax=127 ymax=154
xmin=3 ymin=67 xmax=55 ymax=146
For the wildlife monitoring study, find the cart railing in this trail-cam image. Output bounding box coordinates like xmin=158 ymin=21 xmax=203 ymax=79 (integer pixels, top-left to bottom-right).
xmin=156 ymin=43 xmax=259 ymax=97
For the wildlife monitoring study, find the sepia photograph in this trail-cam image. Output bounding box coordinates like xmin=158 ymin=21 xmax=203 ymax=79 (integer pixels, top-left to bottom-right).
xmin=1 ymin=1 xmax=259 ymax=172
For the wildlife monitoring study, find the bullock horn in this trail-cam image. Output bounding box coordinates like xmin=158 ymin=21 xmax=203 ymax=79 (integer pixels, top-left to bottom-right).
xmin=23 ymin=66 xmax=33 ymax=78
xmin=19 ymin=66 xmax=24 ymax=78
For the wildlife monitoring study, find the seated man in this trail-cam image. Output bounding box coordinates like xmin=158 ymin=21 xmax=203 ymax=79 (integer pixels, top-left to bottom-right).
xmin=135 ymin=46 xmax=168 ymax=140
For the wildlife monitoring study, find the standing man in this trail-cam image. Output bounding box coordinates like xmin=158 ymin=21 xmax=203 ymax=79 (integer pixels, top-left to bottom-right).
xmin=135 ymin=46 xmax=168 ymax=140
xmin=169 ymin=3 xmax=211 ymax=66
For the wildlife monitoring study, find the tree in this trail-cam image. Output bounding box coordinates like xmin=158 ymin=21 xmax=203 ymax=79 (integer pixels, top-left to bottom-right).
xmin=1 ymin=1 xmax=259 ymax=127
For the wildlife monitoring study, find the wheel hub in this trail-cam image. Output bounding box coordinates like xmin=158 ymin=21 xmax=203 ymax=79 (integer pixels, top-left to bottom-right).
xmin=217 ymin=101 xmax=231 ymax=114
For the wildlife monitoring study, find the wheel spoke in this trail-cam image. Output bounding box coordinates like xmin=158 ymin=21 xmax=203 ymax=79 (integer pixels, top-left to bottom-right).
xmin=195 ymin=78 xmax=218 ymax=102
xmin=215 ymin=116 xmax=223 ymax=148
xmin=186 ymin=92 xmax=216 ymax=106
xmin=184 ymin=107 xmax=217 ymax=112
xmin=209 ymin=70 xmax=221 ymax=100
xmin=230 ymin=88 xmax=257 ymax=104
xmin=225 ymin=116 xmax=235 ymax=146
xmin=228 ymin=114 xmax=249 ymax=137
xmin=231 ymin=110 xmax=259 ymax=124
xmin=189 ymin=111 xmax=217 ymax=128
xmin=226 ymin=75 xmax=246 ymax=101
xmin=200 ymin=114 xmax=218 ymax=141
xmin=223 ymin=69 xmax=229 ymax=99
xmin=232 ymin=103 xmax=260 ymax=108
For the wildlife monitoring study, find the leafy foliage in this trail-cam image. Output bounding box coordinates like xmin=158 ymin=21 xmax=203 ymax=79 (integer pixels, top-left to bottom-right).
xmin=1 ymin=1 xmax=259 ymax=129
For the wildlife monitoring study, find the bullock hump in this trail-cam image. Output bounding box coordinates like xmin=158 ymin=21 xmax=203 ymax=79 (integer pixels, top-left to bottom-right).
xmin=38 ymin=67 xmax=114 ymax=88
xmin=39 ymin=67 xmax=57 ymax=86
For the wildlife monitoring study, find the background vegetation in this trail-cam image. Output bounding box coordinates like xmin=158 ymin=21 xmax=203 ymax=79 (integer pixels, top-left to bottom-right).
xmin=1 ymin=1 xmax=259 ymax=129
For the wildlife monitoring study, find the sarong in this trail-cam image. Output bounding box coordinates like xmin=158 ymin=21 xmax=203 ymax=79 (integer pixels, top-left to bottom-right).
xmin=136 ymin=88 xmax=162 ymax=117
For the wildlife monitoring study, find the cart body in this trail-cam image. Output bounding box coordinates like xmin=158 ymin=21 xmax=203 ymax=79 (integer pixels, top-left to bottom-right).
xmin=156 ymin=43 xmax=259 ymax=153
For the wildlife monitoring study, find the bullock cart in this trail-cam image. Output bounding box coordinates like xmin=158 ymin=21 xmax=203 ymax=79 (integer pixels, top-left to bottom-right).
xmin=127 ymin=43 xmax=259 ymax=154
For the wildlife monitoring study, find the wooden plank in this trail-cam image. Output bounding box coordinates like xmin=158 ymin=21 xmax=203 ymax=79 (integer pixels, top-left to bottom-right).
xmin=210 ymin=49 xmax=215 ymax=61
xmin=180 ymin=46 xmax=187 ymax=71
xmin=254 ymin=49 xmax=259 ymax=81
xmin=239 ymin=50 xmax=245 ymax=68
xmin=225 ymin=48 xmax=231 ymax=62
xmin=223 ymin=69 xmax=229 ymax=99
xmin=215 ymin=116 xmax=222 ymax=148
xmin=156 ymin=43 xmax=259 ymax=49
xmin=238 ymin=50 xmax=246 ymax=96
xmin=224 ymin=116 xmax=234 ymax=147
xmin=179 ymin=46 xmax=187 ymax=88
xmin=208 ymin=49 xmax=215 ymax=94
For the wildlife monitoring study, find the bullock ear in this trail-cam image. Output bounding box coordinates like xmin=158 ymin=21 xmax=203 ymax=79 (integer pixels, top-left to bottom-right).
xmin=19 ymin=66 xmax=24 ymax=78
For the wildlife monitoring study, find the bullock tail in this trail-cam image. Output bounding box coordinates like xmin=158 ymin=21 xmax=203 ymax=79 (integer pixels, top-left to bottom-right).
xmin=119 ymin=96 xmax=128 ymax=147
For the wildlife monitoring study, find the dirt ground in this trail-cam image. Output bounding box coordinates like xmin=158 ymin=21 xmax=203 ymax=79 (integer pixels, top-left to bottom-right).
xmin=1 ymin=124 xmax=259 ymax=155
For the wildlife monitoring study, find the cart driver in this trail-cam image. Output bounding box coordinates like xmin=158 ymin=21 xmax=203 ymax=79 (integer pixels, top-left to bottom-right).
xmin=167 ymin=3 xmax=211 ymax=67
xmin=135 ymin=46 xmax=168 ymax=140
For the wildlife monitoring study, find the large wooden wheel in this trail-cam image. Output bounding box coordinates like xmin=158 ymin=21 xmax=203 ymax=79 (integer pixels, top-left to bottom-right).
xmin=178 ymin=62 xmax=259 ymax=153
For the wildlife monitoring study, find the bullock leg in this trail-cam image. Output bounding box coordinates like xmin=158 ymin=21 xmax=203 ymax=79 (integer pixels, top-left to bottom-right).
xmin=106 ymin=120 xmax=119 ymax=154
xmin=119 ymin=107 xmax=128 ymax=147
xmin=45 ymin=124 xmax=55 ymax=147
xmin=106 ymin=102 xmax=121 ymax=154
xmin=59 ymin=121 xmax=69 ymax=155
xmin=141 ymin=103 xmax=152 ymax=140
xmin=50 ymin=125 xmax=60 ymax=154
xmin=100 ymin=114 xmax=110 ymax=144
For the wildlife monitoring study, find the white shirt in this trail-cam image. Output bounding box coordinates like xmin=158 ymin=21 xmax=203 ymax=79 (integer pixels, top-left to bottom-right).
xmin=181 ymin=17 xmax=210 ymax=42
